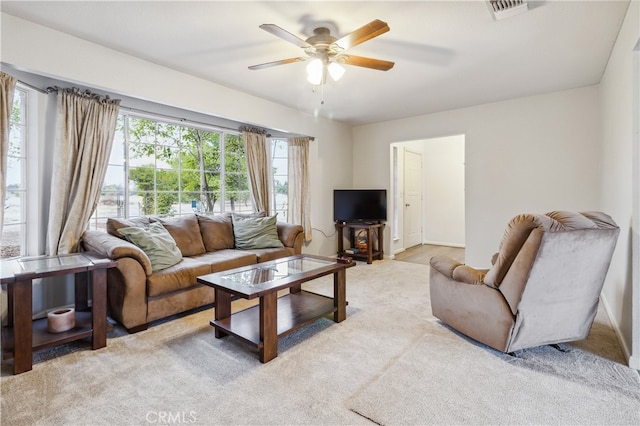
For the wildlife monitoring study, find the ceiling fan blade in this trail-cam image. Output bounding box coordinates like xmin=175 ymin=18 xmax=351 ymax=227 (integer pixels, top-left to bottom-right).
xmin=259 ymin=24 xmax=311 ymax=49
xmin=339 ymin=55 xmax=395 ymax=71
xmin=248 ymin=57 xmax=307 ymax=70
xmin=334 ymin=19 xmax=390 ymax=51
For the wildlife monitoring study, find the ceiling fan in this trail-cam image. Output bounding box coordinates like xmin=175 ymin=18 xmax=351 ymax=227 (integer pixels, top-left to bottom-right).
xmin=248 ymin=19 xmax=395 ymax=85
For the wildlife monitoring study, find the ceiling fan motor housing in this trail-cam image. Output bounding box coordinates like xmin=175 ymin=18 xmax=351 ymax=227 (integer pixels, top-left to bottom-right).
xmin=306 ymin=27 xmax=337 ymax=47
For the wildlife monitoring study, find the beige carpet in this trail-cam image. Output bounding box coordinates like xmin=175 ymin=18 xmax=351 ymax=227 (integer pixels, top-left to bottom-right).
xmin=1 ymin=260 xmax=638 ymax=425
xmin=347 ymin=322 xmax=640 ymax=425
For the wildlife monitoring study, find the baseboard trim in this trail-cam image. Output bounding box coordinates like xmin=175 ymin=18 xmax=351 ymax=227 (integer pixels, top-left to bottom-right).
xmin=422 ymin=241 xmax=466 ymax=248
xmin=600 ymin=293 xmax=633 ymax=368
xmin=393 ymin=248 xmax=406 ymax=256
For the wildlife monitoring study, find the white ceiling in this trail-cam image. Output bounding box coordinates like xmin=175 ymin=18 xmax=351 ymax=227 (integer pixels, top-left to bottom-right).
xmin=1 ymin=1 xmax=630 ymax=125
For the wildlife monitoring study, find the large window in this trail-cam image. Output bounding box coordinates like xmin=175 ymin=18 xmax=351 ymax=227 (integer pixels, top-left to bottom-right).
xmin=89 ymin=113 xmax=251 ymax=230
xmin=271 ymin=139 xmax=288 ymax=221
xmin=1 ymin=88 xmax=27 ymax=258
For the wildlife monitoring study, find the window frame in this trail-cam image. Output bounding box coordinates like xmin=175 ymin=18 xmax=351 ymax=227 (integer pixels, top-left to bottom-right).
xmin=270 ymin=138 xmax=288 ymax=222
xmin=2 ymin=86 xmax=28 ymax=258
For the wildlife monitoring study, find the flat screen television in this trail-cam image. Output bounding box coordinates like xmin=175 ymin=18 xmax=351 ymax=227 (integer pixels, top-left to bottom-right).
xmin=333 ymin=189 xmax=387 ymax=223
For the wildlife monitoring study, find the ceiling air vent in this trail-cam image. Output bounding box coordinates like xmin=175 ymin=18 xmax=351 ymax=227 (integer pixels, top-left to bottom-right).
xmin=486 ymin=0 xmax=529 ymax=20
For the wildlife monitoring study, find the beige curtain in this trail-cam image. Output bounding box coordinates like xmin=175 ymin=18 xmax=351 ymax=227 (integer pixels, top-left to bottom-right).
xmin=0 ymin=72 xmax=18 ymax=241
xmin=288 ymin=137 xmax=312 ymax=241
xmin=242 ymin=129 xmax=271 ymax=214
xmin=47 ymin=88 xmax=120 ymax=255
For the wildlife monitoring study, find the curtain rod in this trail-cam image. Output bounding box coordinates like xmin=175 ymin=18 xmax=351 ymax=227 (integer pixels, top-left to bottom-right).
xmin=118 ymin=105 xmax=246 ymax=135
xmin=16 ymin=79 xmax=49 ymax=94
xmin=22 ymin=83 xmax=315 ymax=141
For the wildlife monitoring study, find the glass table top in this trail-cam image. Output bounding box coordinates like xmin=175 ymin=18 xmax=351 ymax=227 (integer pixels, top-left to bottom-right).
xmin=16 ymin=254 xmax=95 ymax=275
xmin=222 ymin=257 xmax=334 ymax=287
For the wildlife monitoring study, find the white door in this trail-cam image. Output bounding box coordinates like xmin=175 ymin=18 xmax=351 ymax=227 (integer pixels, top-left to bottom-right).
xmin=404 ymin=150 xmax=423 ymax=249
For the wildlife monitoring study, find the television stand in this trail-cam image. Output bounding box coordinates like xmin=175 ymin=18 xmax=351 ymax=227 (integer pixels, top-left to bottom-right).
xmin=336 ymin=222 xmax=384 ymax=264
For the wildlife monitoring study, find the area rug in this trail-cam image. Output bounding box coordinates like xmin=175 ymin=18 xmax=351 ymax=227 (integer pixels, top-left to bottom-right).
xmin=347 ymin=320 xmax=640 ymax=425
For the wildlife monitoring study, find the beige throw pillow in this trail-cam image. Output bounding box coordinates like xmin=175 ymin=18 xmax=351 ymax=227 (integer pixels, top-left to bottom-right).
xmin=118 ymin=222 xmax=183 ymax=271
xmin=232 ymin=214 xmax=284 ymax=250
xmin=106 ymin=216 xmax=154 ymax=239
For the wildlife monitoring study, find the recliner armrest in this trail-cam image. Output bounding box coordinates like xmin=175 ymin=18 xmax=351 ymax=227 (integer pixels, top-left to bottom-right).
xmin=430 ymin=255 xmax=488 ymax=285
xmin=429 ymin=255 xmax=462 ymax=277
xmin=452 ymin=265 xmax=488 ymax=285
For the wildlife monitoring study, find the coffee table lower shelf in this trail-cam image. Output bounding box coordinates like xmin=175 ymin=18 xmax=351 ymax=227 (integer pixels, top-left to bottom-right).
xmin=210 ymin=290 xmax=336 ymax=349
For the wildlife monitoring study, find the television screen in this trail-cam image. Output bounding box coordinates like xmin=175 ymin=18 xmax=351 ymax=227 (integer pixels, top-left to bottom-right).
xmin=333 ymin=189 xmax=387 ymax=223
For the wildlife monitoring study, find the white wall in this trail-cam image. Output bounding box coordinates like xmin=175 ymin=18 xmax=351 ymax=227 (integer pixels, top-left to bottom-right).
xmin=354 ymin=85 xmax=602 ymax=268
xmin=0 ymin=13 xmax=352 ymax=257
xmin=422 ymin=135 xmax=465 ymax=247
xmin=599 ymin=0 xmax=639 ymax=368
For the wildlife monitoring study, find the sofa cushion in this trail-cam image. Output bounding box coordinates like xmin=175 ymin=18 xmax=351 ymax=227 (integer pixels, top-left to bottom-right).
xmin=157 ymin=214 xmax=206 ymax=257
xmin=232 ymin=214 xmax=284 ymax=250
xmin=197 ymin=213 xmax=235 ymax=251
xmin=195 ymin=250 xmax=258 ymax=273
xmin=249 ymin=247 xmax=297 ymax=263
xmin=146 ymin=257 xmax=213 ymax=297
xmin=107 ymin=216 xmax=155 ymax=239
xmin=118 ymin=222 xmax=183 ymax=272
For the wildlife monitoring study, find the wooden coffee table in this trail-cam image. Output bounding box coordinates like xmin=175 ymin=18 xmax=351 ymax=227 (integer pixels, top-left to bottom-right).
xmin=197 ymin=255 xmax=354 ymax=363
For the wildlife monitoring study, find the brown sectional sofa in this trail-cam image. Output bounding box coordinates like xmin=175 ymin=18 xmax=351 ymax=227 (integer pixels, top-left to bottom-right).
xmin=81 ymin=213 xmax=304 ymax=332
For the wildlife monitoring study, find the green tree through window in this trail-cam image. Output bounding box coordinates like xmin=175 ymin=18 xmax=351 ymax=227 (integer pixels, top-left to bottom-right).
xmin=89 ymin=113 xmax=252 ymax=230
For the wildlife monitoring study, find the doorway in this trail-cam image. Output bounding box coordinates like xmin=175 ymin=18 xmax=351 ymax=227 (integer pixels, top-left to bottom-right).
xmin=390 ymin=135 xmax=465 ymax=257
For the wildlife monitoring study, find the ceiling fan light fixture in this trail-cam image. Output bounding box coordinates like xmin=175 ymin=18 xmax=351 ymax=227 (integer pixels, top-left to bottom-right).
xmin=306 ymin=58 xmax=324 ymax=85
xmin=328 ymin=62 xmax=345 ymax=81
xmin=251 ymin=19 xmax=394 ymax=87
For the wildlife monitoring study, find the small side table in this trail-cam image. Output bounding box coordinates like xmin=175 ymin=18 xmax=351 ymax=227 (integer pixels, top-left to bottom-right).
xmin=0 ymin=253 xmax=117 ymax=374
xmin=336 ymin=222 xmax=385 ymax=264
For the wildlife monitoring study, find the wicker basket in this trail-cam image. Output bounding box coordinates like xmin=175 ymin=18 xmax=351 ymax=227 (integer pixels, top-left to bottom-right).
xmin=355 ymin=230 xmax=368 ymax=253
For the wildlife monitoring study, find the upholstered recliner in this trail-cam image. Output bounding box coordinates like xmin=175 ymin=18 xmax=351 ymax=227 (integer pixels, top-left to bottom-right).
xmin=429 ymin=211 xmax=619 ymax=353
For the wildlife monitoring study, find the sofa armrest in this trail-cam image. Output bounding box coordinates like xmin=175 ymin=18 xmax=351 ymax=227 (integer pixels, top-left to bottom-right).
xmin=277 ymin=222 xmax=304 ymax=254
xmin=429 ymin=255 xmax=488 ymax=285
xmin=82 ymin=230 xmax=153 ymax=276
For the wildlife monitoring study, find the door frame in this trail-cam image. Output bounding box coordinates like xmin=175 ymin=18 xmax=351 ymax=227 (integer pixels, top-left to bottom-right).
xmin=389 ymin=135 xmax=466 ymax=257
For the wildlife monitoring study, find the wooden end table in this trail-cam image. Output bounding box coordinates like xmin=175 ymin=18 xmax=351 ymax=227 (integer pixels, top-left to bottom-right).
xmin=1 ymin=253 xmax=117 ymax=374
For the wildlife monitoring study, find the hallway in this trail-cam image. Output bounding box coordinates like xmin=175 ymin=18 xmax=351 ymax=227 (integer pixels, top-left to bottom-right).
xmin=394 ymin=244 xmax=465 ymax=266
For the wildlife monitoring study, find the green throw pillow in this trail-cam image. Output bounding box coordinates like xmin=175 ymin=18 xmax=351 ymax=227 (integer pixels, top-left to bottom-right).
xmin=118 ymin=222 xmax=183 ymax=271
xmin=232 ymin=214 xmax=284 ymax=250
